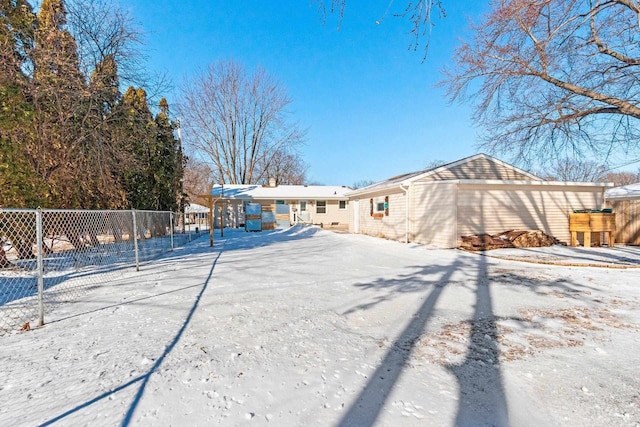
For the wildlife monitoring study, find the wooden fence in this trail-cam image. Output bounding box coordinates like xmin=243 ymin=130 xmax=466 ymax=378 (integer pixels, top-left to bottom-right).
xmin=606 ymin=200 xmax=640 ymax=245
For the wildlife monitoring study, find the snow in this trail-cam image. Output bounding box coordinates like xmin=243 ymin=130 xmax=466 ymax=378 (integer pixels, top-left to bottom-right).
xmin=185 ymin=203 xmax=210 ymax=214
xmin=210 ymin=184 xmax=350 ymax=200
xmin=1 ymin=226 xmax=639 ymax=426
xmin=606 ymin=182 xmax=640 ymax=200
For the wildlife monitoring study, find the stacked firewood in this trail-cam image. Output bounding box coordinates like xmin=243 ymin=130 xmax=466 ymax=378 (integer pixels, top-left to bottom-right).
xmin=460 ymin=230 xmax=560 ymax=251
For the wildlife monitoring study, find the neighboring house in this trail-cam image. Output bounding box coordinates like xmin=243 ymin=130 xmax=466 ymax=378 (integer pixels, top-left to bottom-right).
xmin=207 ymin=179 xmax=351 ymax=230
xmin=605 ymin=182 xmax=640 ymax=245
xmin=184 ymin=203 xmax=210 ymax=230
xmin=347 ymin=153 xmax=612 ymax=248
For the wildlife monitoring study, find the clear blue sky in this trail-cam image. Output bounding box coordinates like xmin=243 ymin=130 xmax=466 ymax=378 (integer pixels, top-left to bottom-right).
xmin=125 ymin=1 xmax=489 ymax=186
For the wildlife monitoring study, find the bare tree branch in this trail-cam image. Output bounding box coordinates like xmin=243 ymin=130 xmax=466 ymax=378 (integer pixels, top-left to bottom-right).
xmin=178 ymin=60 xmax=306 ymax=185
xmin=312 ymin=0 xmax=444 ymax=57
xmin=443 ymin=0 xmax=640 ymax=167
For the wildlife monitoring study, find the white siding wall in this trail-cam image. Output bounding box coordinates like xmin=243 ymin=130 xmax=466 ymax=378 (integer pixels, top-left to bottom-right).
xmin=457 ymin=184 xmax=604 ymax=244
xmin=357 ymin=191 xmax=407 ymax=241
xmin=410 ymin=182 xmax=458 ymax=247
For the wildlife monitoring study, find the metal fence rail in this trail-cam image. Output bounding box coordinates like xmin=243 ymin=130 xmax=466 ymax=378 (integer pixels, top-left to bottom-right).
xmin=0 ymin=209 xmax=205 ymax=335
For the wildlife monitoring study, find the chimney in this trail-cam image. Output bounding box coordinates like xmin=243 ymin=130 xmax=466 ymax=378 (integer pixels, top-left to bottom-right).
xmin=268 ymin=177 xmax=277 ymax=187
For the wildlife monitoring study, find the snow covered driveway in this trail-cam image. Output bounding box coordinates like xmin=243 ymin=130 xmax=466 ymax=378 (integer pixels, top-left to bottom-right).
xmin=1 ymin=226 xmax=639 ymax=426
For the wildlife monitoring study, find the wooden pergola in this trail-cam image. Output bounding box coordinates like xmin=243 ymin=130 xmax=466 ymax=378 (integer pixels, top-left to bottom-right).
xmin=196 ymin=193 xmax=225 ymax=247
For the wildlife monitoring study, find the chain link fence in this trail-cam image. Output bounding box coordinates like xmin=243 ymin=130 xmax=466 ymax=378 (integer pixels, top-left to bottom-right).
xmin=0 ymin=209 xmax=207 ymax=336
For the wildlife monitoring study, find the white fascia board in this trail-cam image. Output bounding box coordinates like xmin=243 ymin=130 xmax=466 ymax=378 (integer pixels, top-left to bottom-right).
xmin=453 ymin=179 xmax=613 ymax=187
xmin=346 ymin=183 xmax=406 ymax=198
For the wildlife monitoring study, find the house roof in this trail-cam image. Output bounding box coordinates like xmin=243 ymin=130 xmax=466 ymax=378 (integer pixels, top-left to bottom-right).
xmin=185 ymin=203 xmax=209 ymax=213
xmin=210 ymin=184 xmax=351 ymax=201
xmin=605 ymin=182 xmax=640 ymax=200
xmin=347 ymin=153 xmax=541 ymax=197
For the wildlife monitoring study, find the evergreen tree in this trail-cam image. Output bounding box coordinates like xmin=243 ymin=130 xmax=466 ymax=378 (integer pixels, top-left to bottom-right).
xmin=121 ymin=86 xmax=156 ymax=209
xmin=153 ymin=98 xmax=183 ymax=212
xmin=81 ymin=53 xmax=129 ymax=209
xmin=30 ymin=0 xmax=87 ymax=207
xmin=0 ymin=1 xmax=44 ymax=207
xmin=1 ymin=1 xmax=184 ymax=211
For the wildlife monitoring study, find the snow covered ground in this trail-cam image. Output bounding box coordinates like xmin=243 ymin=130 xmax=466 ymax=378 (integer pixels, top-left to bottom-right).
xmin=1 ymin=226 xmax=639 ymax=426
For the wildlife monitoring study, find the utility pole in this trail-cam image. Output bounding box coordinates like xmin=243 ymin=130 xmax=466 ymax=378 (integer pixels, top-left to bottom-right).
xmin=177 ymin=118 xmax=186 ymax=233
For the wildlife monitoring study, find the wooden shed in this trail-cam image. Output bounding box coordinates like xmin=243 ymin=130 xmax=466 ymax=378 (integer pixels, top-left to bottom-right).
xmin=347 ymin=154 xmax=611 ymax=248
xmin=605 ymin=182 xmax=640 ymax=245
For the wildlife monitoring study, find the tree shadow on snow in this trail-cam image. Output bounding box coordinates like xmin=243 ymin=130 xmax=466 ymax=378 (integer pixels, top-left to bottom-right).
xmin=38 ymin=247 xmax=223 ymax=427
xmin=338 ymin=241 xmax=603 ymax=427
xmin=208 ymin=225 xmax=324 ymax=252
xmin=338 ymin=248 xmax=599 ymax=427
xmin=446 ymin=252 xmax=509 ymax=426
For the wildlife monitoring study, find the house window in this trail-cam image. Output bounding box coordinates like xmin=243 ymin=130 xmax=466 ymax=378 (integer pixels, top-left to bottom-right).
xmin=275 ymin=200 xmax=285 ymax=205
xmin=339 ymin=200 xmax=347 ymax=210
xmin=372 ymin=196 xmax=389 ymax=217
xmin=300 ymin=201 xmax=307 ymax=211
xmin=316 ymin=200 xmax=326 ymax=214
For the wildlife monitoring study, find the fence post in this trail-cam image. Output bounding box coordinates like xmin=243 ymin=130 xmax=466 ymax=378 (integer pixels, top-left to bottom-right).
xmin=132 ymin=209 xmax=140 ymax=272
xmin=170 ymin=212 xmax=174 ymax=251
xmin=36 ymin=209 xmax=45 ymax=327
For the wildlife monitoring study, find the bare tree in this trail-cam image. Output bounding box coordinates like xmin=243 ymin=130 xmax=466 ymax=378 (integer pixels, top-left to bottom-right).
xmin=313 ymin=0 xmax=444 ymax=56
xmin=65 ymin=0 xmax=142 ymax=84
xmin=65 ymin=0 xmax=171 ymax=100
xmin=425 ymin=159 xmax=447 ymax=169
xmin=183 ymin=157 xmax=214 ymax=200
xmin=599 ymin=171 xmax=640 ymax=186
xmin=351 ymin=179 xmax=376 ymax=189
xmin=260 ymin=147 xmax=307 ymax=185
xmin=443 ymin=0 xmax=640 ymax=168
xmin=178 ymin=60 xmax=305 ymax=185
xmin=542 ymin=158 xmax=607 ymax=182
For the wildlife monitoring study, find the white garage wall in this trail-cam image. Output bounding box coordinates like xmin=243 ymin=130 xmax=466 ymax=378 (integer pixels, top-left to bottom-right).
xmin=457 ymin=183 xmax=605 ymax=244
xmin=410 ymin=182 xmax=458 ymax=247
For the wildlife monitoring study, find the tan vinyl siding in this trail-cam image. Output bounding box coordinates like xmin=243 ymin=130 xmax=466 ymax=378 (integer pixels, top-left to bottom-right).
xmin=358 ymin=192 xmax=407 ymax=241
xmin=457 ymin=184 xmax=604 ymax=244
xmin=606 ymin=200 xmax=640 ymax=245
xmin=313 ymin=200 xmax=350 ymax=228
xmin=410 ymin=182 xmax=458 ymax=247
xmin=419 ymin=157 xmax=533 ymax=182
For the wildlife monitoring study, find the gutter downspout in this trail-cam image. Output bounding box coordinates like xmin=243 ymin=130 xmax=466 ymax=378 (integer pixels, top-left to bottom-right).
xmin=400 ymin=183 xmax=410 ymax=243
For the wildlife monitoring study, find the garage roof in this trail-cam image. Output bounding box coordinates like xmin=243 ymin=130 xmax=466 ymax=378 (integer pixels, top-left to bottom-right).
xmin=605 ymin=182 xmax=640 ymax=200
xmin=347 ymin=153 xmax=540 ymax=197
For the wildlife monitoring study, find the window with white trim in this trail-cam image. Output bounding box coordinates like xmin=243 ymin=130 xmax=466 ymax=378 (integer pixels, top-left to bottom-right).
xmin=316 ymin=200 xmax=326 ymax=214
xmin=300 ymin=201 xmax=307 ymax=211
xmin=372 ymin=196 xmax=389 ymax=216
xmin=339 ymin=200 xmax=347 ymax=210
